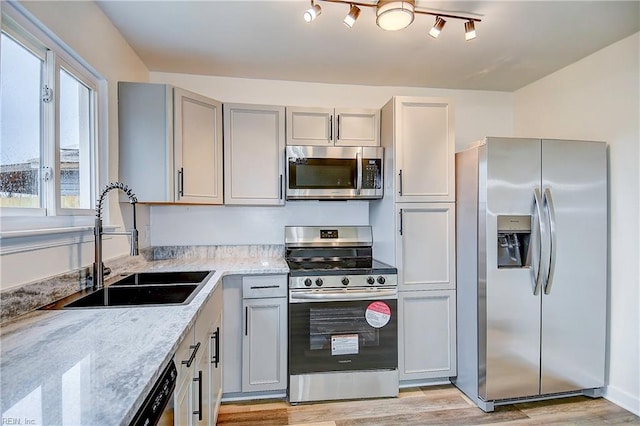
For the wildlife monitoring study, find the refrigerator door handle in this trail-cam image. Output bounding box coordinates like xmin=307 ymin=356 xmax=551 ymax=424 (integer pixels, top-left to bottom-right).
xmin=543 ymin=188 xmax=558 ymax=294
xmin=533 ymin=188 xmax=547 ymax=295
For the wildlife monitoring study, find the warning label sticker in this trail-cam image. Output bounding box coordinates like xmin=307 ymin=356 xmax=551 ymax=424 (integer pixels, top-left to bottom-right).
xmin=365 ymin=301 xmax=391 ymax=328
xmin=331 ymin=334 xmax=359 ymax=356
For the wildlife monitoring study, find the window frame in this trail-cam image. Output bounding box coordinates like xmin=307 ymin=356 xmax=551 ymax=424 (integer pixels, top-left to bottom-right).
xmin=0 ymin=2 xmax=106 ymax=233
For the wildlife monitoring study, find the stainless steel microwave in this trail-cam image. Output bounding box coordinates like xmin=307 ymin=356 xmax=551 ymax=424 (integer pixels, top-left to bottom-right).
xmin=286 ymin=146 xmax=384 ymax=200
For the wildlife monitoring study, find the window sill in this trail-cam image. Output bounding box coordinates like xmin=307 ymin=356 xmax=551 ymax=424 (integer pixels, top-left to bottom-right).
xmin=0 ymin=224 xmax=117 ymax=255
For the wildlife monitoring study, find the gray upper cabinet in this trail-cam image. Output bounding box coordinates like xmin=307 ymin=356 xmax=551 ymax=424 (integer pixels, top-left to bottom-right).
xmin=286 ymin=106 xmax=380 ymax=146
xmin=118 ymin=82 xmax=223 ymax=204
xmin=223 ymin=103 xmax=285 ymax=205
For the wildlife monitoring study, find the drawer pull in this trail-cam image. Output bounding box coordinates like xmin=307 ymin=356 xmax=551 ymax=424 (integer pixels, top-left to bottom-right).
xmin=211 ymin=327 xmax=220 ymax=368
xmin=250 ymin=285 xmax=280 ymax=290
xmin=181 ymin=342 xmax=200 ymax=368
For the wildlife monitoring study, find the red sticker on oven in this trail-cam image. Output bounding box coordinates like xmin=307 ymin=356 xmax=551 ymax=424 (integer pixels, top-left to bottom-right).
xmin=365 ymin=301 xmax=391 ymax=328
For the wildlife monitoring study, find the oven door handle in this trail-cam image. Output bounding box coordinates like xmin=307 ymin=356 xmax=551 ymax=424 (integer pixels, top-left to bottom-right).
xmin=290 ymin=289 xmax=397 ymax=302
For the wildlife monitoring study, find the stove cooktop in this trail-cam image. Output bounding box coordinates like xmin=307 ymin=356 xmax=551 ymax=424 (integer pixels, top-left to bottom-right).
xmin=287 ymin=259 xmax=397 ymax=277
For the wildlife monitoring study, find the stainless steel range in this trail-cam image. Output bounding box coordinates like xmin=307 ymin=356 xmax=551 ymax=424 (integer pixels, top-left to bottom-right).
xmin=285 ymin=226 xmax=399 ymax=403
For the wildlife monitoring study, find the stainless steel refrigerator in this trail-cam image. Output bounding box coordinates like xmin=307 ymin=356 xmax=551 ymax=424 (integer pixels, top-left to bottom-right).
xmin=453 ymin=137 xmax=607 ymax=412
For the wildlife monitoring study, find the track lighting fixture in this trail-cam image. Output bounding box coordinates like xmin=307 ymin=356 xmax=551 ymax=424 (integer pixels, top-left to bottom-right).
xmin=344 ymin=5 xmax=361 ymax=28
xmin=302 ymin=0 xmax=481 ymax=41
xmin=428 ymin=16 xmax=446 ymax=38
xmin=303 ymin=1 xmax=322 ymax=23
xmin=464 ymin=20 xmax=476 ymax=41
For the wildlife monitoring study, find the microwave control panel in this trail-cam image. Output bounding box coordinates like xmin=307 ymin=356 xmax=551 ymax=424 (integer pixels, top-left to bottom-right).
xmin=362 ymin=159 xmax=382 ymax=189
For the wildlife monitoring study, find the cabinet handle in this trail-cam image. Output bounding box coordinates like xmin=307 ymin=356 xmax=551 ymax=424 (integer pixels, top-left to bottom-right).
xmin=178 ymin=167 xmax=184 ymax=197
xmin=250 ymin=285 xmax=280 ymax=290
xmin=245 ymin=306 xmax=248 ymax=336
xmin=398 ymin=170 xmax=403 ymax=196
xmin=336 ymin=114 xmax=340 ymax=141
xmin=329 ymin=115 xmax=333 ymax=142
xmin=181 ymin=342 xmax=200 ymax=368
xmin=279 ymin=174 xmax=283 ymax=200
xmin=193 ymin=370 xmax=203 ymax=421
xmin=211 ymin=327 xmax=220 ymax=368
xmin=399 ymin=209 xmax=403 ymax=236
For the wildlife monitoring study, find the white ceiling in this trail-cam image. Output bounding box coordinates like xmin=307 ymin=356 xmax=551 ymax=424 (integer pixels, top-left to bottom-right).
xmin=96 ymin=0 xmax=640 ymax=92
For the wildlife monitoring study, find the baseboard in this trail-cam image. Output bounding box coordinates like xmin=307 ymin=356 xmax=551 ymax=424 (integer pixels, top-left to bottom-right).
xmin=604 ymin=385 xmax=640 ymax=416
xmin=399 ymin=378 xmax=452 ymax=389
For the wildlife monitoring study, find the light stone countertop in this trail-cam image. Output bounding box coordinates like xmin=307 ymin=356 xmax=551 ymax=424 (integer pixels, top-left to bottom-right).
xmin=0 ymin=256 xmax=288 ymax=426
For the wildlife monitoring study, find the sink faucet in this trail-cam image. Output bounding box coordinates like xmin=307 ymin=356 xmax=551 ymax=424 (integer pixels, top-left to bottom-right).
xmin=93 ymin=182 xmax=139 ymax=289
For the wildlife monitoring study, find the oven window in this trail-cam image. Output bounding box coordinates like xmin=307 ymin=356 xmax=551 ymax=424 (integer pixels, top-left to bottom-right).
xmin=289 ymin=299 xmax=397 ymax=375
xmin=309 ymin=306 xmax=380 ymax=350
xmin=289 ymin=158 xmax=356 ymax=189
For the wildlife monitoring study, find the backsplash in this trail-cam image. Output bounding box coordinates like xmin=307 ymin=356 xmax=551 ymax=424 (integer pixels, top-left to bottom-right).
xmin=152 ymin=245 xmax=284 ymax=260
xmin=0 ymin=245 xmax=284 ymax=324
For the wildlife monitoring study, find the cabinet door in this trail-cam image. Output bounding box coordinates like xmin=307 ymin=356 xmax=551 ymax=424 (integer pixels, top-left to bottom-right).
xmin=286 ymin=107 xmax=333 ymax=146
xmin=174 ymin=88 xmax=223 ymax=204
xmin=398 ymin=290 xmax=456 ymax=381
xmin=193 ymin=347 xmax=210 ymax=426
xmin=222 ymin=276 xmax=243 ymax=394
xmin=175 ymin=373 xmax=193 ymax=426
xmin=175 ymin=325 xmax=195 ymax=426
xmin=118 ymin=82 xmax=174 ymax=202
xmin=242 ymin=297 xmax=287 ymax=392
xmin=335 ymin=108 xmax=380 ymax=147
xmin=224 ymin=104 xmax=285 ymax=205
xmin=394 ymin=97 xmax=455 ymax=202
xmin=397 ymin=203 xmax=455 ymax=291
xmin=210 ymin=313 xmax=223 ymax=424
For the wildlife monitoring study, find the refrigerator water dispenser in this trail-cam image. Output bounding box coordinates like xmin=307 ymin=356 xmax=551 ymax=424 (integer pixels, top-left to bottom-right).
xmin=497 ymin=215 xmax=531 ymax=268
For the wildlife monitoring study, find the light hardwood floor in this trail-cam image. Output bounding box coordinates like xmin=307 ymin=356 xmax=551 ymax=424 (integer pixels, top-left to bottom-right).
xmin=218 ymin=385 xmax=640 ymax=425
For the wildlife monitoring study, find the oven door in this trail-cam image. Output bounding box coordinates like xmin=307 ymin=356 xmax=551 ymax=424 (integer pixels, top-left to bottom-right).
xmin=289 ymin=288 xmax=398 ymax=375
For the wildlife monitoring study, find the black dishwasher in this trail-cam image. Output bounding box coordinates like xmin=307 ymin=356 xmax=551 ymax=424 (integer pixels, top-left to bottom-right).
xmin=130 ymin=360 xmax=177 ymax=426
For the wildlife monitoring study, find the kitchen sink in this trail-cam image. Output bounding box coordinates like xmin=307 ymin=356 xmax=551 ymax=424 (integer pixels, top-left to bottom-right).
xmin=41 ymin=270 xmax=214 ymax=309
xmin=110 ymin=271 xmax=212 ymax=286
xmin=64 ymin=285 xmax=200 ymax=308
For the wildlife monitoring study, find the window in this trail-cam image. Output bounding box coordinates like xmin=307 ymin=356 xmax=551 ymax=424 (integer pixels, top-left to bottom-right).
xmin=0 ymin=11 xmax=100 ymax=222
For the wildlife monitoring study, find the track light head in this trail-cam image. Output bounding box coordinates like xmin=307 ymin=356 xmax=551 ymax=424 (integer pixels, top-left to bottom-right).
xmin=428 ymin=16 xmax=446 ymax=39
xmin=464 ymin=20 xmax=476 ymax=41
xmin=344 ymin=5 xmax=361 ymax=28
xmin=304 ymin=3 xmax=322 ymax=23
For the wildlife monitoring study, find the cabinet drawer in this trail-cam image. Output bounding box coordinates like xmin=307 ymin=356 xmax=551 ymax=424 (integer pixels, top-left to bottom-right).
xmin=242 ymin=275 xmax=287 ymax=298
xmin=175 ymin=325 xmax=196 ymax=384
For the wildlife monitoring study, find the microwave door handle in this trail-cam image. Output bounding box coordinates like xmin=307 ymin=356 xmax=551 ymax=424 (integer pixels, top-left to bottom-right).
xmin=356 ymin=151 xmax=362 ymax=195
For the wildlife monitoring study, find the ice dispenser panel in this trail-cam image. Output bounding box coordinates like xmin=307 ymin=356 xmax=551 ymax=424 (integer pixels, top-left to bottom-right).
xmin=497 ymin=215 xmax=531 ymax=268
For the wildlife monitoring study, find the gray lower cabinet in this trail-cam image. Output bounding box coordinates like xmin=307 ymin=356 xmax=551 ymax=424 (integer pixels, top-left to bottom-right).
xmin=175 ymin=283 xmax=223 ymax=426
xmin=398 ymin=289 xmax=457 ymax=381
xmin=223 ymin=275 xmax=288 ymax=396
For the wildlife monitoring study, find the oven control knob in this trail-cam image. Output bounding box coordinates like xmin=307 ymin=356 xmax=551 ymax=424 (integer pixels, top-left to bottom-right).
xmin=377 ymin=276 xmax=386 ymax=284
xmin=341 ymin=277 xmax=349 ymax=286
xmin=304 ymin=278 xmax=312 ymax=287
xmin=315 ymin=278 xmax=323 ymax=287
xmin=367 ymin=276 xmax=375 ymax=285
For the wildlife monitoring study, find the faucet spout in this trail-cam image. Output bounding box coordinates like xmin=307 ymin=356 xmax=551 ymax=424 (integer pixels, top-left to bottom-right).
xmin=93 ymin=182 xmax=139 ymax=289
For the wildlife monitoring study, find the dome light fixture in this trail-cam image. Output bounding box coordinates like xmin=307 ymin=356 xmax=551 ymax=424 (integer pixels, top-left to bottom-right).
xmin=376 ymin=0 xmax=415 ymax=31
xmin=302 ymin=0 xmax=481 ymax=41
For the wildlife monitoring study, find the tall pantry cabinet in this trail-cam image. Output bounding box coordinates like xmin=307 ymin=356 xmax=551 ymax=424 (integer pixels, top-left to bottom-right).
xmin=370 ymin=97 xmax=456 ymax=383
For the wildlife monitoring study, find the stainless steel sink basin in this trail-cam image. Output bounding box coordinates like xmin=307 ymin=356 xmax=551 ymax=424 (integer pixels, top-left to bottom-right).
xmin=64 ymin=285 xmax=200 ymax=308
xmin=41 ymin=270 xmax=214 ymax=309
